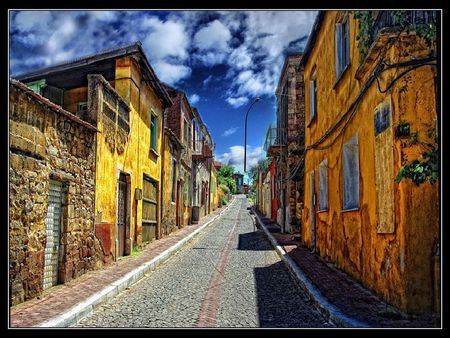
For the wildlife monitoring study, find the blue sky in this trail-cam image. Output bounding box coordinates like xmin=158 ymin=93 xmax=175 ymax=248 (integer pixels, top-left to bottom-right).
xmin=9 ymin=10 xmax=317 ymax=176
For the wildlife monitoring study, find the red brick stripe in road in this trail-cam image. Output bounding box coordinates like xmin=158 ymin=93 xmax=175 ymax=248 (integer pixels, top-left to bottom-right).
xmin=196 ymin=210 xmax=239 ymax=328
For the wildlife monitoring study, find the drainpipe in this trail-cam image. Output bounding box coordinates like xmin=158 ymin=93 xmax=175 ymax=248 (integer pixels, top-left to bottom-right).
xmin=160 ymin=109 xmax=166 ymax=240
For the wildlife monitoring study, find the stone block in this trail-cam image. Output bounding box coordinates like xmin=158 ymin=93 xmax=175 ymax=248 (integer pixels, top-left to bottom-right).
xmin=9 ymin=153 xmax=24 ymax=170
xmin=10 ymin=134 xmax=35 ymax=154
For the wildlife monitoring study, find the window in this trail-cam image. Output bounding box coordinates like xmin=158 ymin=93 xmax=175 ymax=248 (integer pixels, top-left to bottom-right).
xmin=319 ymin=159 xmax=328 ymax=211
xmin=26 ymin=79 xmax=46 ymax=95
xmin=150 ymin=113 xmax=158 ymax=151
xmin=374 ymin=102 xmax=391 ymax=135
xmin=309 ymin=73 xmax=317 ymax=124
xmin=184 ymin=118 xmax=189 ymax=145
xmin=342 ymin=133 xmax=359 ymax=210
xmin=171 ymin=160 xmax=177 ymax=202
xmin=77 ymin=102 xmax=88 ymax=114
xmin=335 ymin=19 xmax=350 ymax=80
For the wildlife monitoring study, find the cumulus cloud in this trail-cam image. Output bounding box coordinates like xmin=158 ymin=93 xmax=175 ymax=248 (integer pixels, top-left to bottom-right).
xmin=216 ymin=145 xmax=263 ymax=173
xmin=226 ymin=96 xmax=249 ymax=108
xmin=153 ymin=61 xmax=192 ymax=84
xmin=194 ymin=20 xmax=231 ymax=51
xmin=222 ymin=127 xmax=238 ymax=137
xmin=142 ymin=17 xmax=190 ymax=62
xmin=189 ymin=93 xmax=200 ymax=104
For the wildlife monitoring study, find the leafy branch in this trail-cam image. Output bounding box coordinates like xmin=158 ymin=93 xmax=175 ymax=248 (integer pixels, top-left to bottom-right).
xmin=396 ymin=128 xmax=439 ymax=186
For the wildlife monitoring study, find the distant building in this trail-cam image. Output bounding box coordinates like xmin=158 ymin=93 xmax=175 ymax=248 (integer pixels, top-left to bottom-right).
xmin=233 ymin=173 xmax=244 ymax=194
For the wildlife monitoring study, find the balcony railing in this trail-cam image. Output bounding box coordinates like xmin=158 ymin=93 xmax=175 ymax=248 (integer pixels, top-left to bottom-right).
xmin=371 ymin=10 xmax=436 ymax=48
xmin=264 ymin=126 xmax=287 ymax=157
xmin=192 ymin=140 xmax=213 ymax=160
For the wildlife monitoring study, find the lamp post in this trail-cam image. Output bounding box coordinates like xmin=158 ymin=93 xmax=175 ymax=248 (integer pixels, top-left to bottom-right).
xmin=244 ymin=97 xmax=261 ymax=174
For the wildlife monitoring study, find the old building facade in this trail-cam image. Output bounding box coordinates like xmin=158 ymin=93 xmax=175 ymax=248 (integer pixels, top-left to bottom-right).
xmin=301 ymin=11 xmax=438 ymax=313
xmin=163 ymin=85 xmax=195 ymax=228
xmin=264 ymin=54 xmax=305 ymax=233
xmin=9 ymin=79 xmax=101 ymax=305
xmin=15 ymin=43 xmax=172 ymax=262
xmin=191 ymin=108 xmax=214 ymax=222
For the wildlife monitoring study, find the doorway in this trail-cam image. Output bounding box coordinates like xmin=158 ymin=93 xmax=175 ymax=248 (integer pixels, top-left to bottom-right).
xmin=117 ymin=173 xmax=128 ymax=257
xmin=43 ymin=180 xmax=64 ymax=290
xmin=309 ymin=171 xmax=316 ymax=251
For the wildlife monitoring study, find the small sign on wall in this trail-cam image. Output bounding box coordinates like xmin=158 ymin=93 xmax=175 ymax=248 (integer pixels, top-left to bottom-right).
xmin=374 ymin=102 xmax=391 ymax=135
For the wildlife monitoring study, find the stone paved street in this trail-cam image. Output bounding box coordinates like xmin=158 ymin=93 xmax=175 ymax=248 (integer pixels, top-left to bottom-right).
xmin=76 ymin=195 xmax=332 ymax=328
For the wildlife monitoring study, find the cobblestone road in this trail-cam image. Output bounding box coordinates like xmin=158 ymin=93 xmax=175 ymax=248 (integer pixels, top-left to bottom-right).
xmin=76 ymin=195 xmax=332 ymax=328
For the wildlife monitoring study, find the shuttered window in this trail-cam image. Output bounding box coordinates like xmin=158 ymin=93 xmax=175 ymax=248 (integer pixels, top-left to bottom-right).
xmin=319 ymin=159 xmax=328 ymax=211
xmin=142 ymin=175 xmax=157 ymax=225
xmin=342 ymin=133 xmax=359 ymax=210
xmin=309 ymin=75 xmax=317 ymax=123
xmin=335 ymin=20 xmax=350 ymax=80
xmin=150 ymin=113 xmax=158 ymax=151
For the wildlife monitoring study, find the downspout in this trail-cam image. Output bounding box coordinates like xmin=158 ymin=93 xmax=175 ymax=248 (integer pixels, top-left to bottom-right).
xmin=159 ymin=108 xmax=166 ymax=240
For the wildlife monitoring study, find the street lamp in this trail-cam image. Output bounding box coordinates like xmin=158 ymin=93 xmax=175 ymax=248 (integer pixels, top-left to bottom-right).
xmin=244 ymin=97 xmax=261 ymax=174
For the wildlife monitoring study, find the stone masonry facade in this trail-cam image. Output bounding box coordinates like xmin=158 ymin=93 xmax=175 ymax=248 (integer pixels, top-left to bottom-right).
xmin=9 ymin=80 xmax=103 ymax=306
xmin=277 ymin=54 xmax=305 ymax=233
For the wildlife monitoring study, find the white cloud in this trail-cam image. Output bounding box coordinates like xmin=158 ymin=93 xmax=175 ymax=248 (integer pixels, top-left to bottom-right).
xmin=13 ymin=11 xmax=52 ymax=32
xmin=194 ymin=19 xmax=231 ymax=51
xmin=229 ymin=45 xmax=252 ymax=69
xmin=195 ymin=51 xmax=228 ymax=67
xmin=226 ymin=96 xmax=249 ymax=108
xmin=189 ymin=94 xmax=200 ymax=104
xmin=142 ymin=17 xmax=190 ymax=62
xmin=222 ymin=127 xmax=238 ymax=137
xmin=90 ymin=11 xmax=118 ymax=22
xmin=216 ymin=145 xmax=263 ymax=174
xmin=153 ymin=61 xmax=192 ymax=84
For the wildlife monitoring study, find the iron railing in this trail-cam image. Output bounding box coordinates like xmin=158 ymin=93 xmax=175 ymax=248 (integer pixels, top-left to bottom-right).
xmin=264 ymin=126 xmax=287 ymax=153
xmin=370 ymin=10 xmax=436 ymax=46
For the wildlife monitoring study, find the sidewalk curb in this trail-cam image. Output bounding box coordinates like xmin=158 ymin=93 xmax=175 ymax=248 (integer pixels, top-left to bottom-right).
xmin=252 ymin=208 xmax=369 ymax=328
xmin=36 ymin=197 xmax=237 ymax=328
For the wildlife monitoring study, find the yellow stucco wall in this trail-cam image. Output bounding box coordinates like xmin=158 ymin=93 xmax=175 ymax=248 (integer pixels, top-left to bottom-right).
xmin=95 ymin=56 xmax=164 ymax=254
xmin=302 ymin=11 xmax=438 ymax=313
xmin=210 ymin=165 xmax=219 ymax=211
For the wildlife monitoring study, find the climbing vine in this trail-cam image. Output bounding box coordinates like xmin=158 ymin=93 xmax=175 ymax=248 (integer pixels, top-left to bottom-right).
xmin=395 ymin=128 xmax=439 ymax=186
xmin=352 ymin=10 xmax=437 ymax=59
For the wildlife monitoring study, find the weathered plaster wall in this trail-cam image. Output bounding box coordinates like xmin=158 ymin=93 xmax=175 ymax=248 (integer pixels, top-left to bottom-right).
xmin=302 ymin=11 xmax=438 ymax=313
xmin=92 ymin=56 xmax=164 ymax=257
xmin=9 ymin=83 xmax=101 ymax=305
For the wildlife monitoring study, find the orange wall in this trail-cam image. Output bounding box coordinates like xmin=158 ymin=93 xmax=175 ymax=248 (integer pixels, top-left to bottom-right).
xmin=302 ymin=11 xmax=438 ymax=313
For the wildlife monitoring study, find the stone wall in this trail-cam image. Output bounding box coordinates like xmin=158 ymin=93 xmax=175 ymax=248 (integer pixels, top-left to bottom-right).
xmin=9 ymin=81 xmax=102 ymax=306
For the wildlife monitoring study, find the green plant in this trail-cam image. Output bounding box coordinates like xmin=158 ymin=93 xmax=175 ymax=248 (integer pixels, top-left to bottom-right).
xmin=132 ymin=244 xmax=140 ymax=257
xmin=353 ymin=11 xmax=375 ymax=59
xmin=217 ymin=165 xmax=237 ymax=194
xmin=396 ymin=128 xmax=439 ymax=186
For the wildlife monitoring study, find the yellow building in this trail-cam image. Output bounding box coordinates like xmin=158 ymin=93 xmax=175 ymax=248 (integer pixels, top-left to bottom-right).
xmin=210 ymin=164 xmax=219 ymax=212
xmin=301 ymin=11 xmax=438 ymax=313
xmin=17 ymin=42 xmax=173 ymax=260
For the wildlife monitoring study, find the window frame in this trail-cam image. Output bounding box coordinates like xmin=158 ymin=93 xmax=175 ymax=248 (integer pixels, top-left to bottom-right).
xmin=342 ymin=133 xmax=360 ymax=211
xmin=318 ymin=159 xmax=329 ymax=212
xmin=335 ymin=17 xmax=350 ymax=83
xmin=150 ymin=111 xmax=158 ymax=152
xmin=308 ymin=71 xmax=318 ymax=126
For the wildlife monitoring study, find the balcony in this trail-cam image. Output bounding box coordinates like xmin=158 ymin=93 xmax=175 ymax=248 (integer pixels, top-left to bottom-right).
xmin=356 ymin=10 xmax=437 ymax=79
xmin=192 ymin=140 xmax=213 ymax=161
xmin=264 ymin=126 xmax=287 ymax=157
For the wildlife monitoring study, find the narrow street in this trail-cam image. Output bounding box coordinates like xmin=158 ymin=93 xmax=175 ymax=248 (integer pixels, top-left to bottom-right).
xmin=76 ymin=195 xmax=332 ymax=328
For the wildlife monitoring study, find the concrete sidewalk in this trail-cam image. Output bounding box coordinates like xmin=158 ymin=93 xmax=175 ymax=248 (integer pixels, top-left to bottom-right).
xmin=9 ymin=197 xmax=235 ymax=328
xmin=252 ymin=208 xmax=439 ymax=328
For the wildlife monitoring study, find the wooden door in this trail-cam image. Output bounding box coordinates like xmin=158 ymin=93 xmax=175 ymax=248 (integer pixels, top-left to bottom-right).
xmin=117 ymin=174 xmax=127 ymax=257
